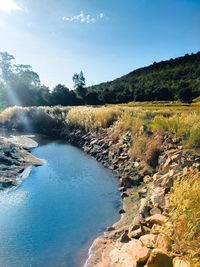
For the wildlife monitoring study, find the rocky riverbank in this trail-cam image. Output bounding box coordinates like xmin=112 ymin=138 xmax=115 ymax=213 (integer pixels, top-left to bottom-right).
xmin=0 ymin=135 xmax=44 ymax=189
xmin=63 ymin=127 xmax=200 ymax=267
xmin=1 ymin=121 xmax=199 ymax=266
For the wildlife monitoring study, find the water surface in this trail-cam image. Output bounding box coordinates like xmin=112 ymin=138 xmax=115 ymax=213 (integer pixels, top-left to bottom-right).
xmin=0 ymin=140 xmax=121 ymax=267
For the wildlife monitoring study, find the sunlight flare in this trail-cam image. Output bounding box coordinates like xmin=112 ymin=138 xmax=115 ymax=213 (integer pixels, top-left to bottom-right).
xmin=0 ymin=0 xmax=22 ymax=13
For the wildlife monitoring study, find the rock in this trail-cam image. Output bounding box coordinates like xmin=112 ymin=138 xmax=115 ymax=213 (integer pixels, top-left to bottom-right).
xmin=155 ymin=234 xmax=171 ymax=252
xmin=107 ymin=226 xmax=115 ymax=232
xmin=146 ymin=249 xmax=173 ymax=267
xmin=150 ymin=207 xmax=162 ymax=215
xmin=129 ymin=227 xmax=144 ymax=239
xmin=164 ymin=193 xmax=170 ymax=212
xmin=143 ymin=175 xmax=152 ymax=184
xmin=121 ymin=192 xmax=128 ymax=199
xmin=161 ymin=173 xmax=174 ymax=188
xmin=0 ymin=138 xmax=44 ymax=190
xmin=119 ymin=209 xmax=126 ymax=214
xmin=129 ymin=215 xmax=144 ymax=232
xmin=151 ymin=187 xmax=166 ymax=209
xmin=171 ymin=153 xmax=182 ymax=162
xmin=6 ymin=135 xmax=38 ymax=149
xmin=173 ymin=257 xmax=190 ymax=267
xmin=118 ymin=187 xmax=127 ymax=192
xmin=151 ymin=224 xmax=161 ymax=234
xmin=146 ymin=214 xmax=167 ymax=226
xmin=143 ymin=225 xmax=151 ymax=234
xmin=139 ymin=165 xmax=154 ymax=176
xmin=134 ymin=161 xmax=140 ymax=168
xmin=120 ymin=177 xmax=135 ymax=188
xmin=139 ymin=234 xmax=158 ymax=248
xmin=136 ymin=246 xmax=151 ymax=263
xmin=90 ymin=139 xmax=98 ymax=145
xmin=107 ymin=227 xmax=129 ymax=241
xmin=107 ymin=239 xmax=143 ymax=267
xmin=119 ymin=231 xmax=131 ymax=243
xmin=139 ymin=197 xmax=149 ymax=217
xmin=139 ymin=188 xmax=148 ymax=197
xmin=162 ymin=158 xmax=172 ymax=172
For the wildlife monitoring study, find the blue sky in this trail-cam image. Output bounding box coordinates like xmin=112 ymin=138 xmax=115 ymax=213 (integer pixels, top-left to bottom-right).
xmin=0 ymin=0 xmax=199 ymax=89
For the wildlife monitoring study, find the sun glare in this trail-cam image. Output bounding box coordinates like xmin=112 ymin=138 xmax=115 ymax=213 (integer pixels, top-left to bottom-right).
xmin=0 ymin=0 xmax=22 ymax=13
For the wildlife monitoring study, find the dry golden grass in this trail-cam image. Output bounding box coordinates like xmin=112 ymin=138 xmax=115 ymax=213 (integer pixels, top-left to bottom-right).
xmin=0 ymin=106 xmax=29 ymax=123
xmin=130 ymin=134 xmax=161 ymax=167
xmin=1 ymin=104 xmax=200 ymax=148
xmin=66 ymin=106 xmax=122 ymax=131
xmin=168 ymin=168 xmax=200 ymax=263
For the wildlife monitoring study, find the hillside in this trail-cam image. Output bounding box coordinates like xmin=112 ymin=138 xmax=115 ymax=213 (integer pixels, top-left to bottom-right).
xmin=86 ymin=52 xmax=200 ymax=104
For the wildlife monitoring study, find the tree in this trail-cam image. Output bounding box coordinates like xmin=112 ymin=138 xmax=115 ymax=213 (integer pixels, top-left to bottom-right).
xmin=0 ymin=52 xmax=15 ymax=82
xmin=176 ymin=88 xmax=192 ymax=103
xmin=50 ymin=84 xmax=71 ymax=105
xmin=0 ymin=51 xmax=45 ymax=107
xmin=72 ymin=71 xmax=87 ymax=99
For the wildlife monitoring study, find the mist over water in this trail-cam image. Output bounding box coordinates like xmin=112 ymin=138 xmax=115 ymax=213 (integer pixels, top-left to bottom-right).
xmin=0 ymin=140 xmax=121 ymax=267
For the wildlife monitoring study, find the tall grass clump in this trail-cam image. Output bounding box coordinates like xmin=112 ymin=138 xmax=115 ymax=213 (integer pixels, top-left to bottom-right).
xmin=0 ymin=106 xmax=69 ymax=133
xmin=0 ymin=106 xmax=29 ymax=123
xmin=152 ymin=110 xmax=200 ymax=148
xmin=111 ymin=111 xmax=143 ymax=141
xmin=168 ymin=169 xmax=200 ymax=263
xmin=130 ymin=134 xmax=161 ymax=167
xmin=66 ymin=106 xmax=122 ymax=131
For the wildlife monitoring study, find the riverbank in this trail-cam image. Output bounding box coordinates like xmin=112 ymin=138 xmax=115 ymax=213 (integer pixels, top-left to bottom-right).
xmin=0 ymin=135 xmax=45 ymax=190
xmin=1 ymin=105 xmax=200 ymax=266
xmin=63 ymin=128 xmax=200 ymax=267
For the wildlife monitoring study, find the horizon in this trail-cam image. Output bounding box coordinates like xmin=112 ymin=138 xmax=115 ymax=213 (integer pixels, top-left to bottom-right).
xmin=0 ymin=0 xmax=199 ymax=89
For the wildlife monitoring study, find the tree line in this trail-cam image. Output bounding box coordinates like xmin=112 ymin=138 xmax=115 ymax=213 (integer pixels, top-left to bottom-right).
xmin=0 ymin=52 xmax=87 ymax=109
xmin=0 ymin=51 xmax=200 ymax=109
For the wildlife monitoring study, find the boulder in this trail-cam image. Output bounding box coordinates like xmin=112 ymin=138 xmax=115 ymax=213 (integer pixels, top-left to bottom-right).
xmin=146 ymin=214 xmax=167 ymax=226
xmin=119 ymin=209 xmax=126 ymax=214
xmin=129 ymin=227 xmax=144 ymax=239
xmin=139 ymin=234 xmax=158 ymax=248
xmin=150 ymin=207 xmax=162 ymax=216
xmin=129 ymin=215 xmax=144 ymax=232
xmin=136 ymin=246 xmax=151 ymax=263
xmin=120 ymin=231 xmax=131 ymax=243
xmin=121 ymin=192 xmax=129 ymax=199
xmin=107 ymin=227 xmax=129 ymax=241
xmin=120 ymin=177 xmax=135 ymax=188
xmin=146 ymin=249 xmax=172 ymax=267
xmin=108 ymin=239 xmax=143 ymax=267
xmin=151 ymin=187 xmax=166 ymax=209
xmin=139 ymin=198 xmax=149 ymax=217
xmin=155 ymin=234 xmax=171 ymax=252
xmin=107 ymin=226 xmax=115 ymax=232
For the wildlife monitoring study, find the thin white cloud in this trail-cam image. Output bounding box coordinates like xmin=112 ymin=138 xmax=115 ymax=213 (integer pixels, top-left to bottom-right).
xmin=62 ymin=11 xmax=104 ymax=24
xmin=0 ymin=0 xmax=22 ymax=13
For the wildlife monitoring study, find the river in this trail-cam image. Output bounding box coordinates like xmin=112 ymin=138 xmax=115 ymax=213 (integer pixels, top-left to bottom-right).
xmin=0 ymin=137 xmax=121 ymax=267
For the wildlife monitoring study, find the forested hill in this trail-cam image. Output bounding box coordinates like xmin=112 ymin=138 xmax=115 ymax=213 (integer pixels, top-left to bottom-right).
xmin=86 ymin=52 xmax=200 ymax=103
xmin=1 ymin=51 xmax=200 ymax=108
